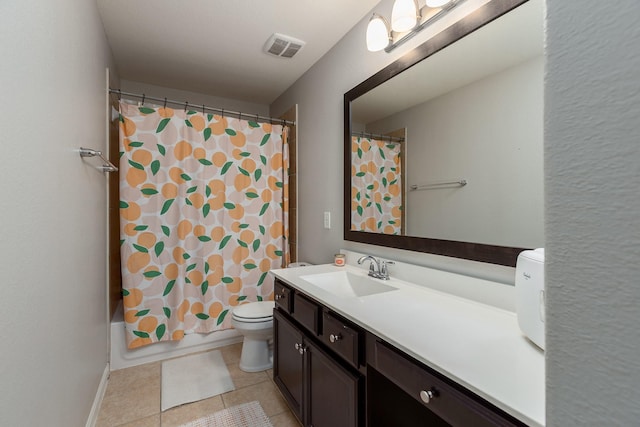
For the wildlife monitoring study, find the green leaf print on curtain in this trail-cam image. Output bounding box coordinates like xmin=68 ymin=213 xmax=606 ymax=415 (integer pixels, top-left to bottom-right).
xmin=350 ymin=136 xmax=402 ymax=234
xmin=118 ymin=102 xmax=289 ymax=349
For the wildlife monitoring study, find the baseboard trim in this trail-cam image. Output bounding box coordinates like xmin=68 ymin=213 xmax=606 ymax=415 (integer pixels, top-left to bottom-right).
xmin=86 ymin=363 xmax=110 ymax=427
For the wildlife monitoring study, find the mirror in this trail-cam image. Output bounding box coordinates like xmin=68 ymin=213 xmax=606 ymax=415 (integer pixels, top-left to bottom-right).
xmin=344 ymin=0 xmax=543 ymax=267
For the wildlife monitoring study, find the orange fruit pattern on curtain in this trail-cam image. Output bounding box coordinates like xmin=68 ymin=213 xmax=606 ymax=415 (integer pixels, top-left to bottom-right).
xmin=118 ymin=102 xmax=288 ymax=349
xmin=351 ymin=136 xmax=402 ymax=234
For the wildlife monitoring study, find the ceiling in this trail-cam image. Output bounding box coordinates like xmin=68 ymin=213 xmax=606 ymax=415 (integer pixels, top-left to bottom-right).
xmin=96 ymin=0 xmax=379 ymax=105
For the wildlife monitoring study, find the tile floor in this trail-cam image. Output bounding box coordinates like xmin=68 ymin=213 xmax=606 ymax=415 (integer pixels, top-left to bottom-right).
xmin=96 ymin=343 xmax=302 ymax=427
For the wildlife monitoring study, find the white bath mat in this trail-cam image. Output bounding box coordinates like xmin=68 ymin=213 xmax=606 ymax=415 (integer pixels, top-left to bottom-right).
xmin=162 ymin=350 xmax=235 ymax=411
xmin=179 ymin=401 xmax=273 ymax=427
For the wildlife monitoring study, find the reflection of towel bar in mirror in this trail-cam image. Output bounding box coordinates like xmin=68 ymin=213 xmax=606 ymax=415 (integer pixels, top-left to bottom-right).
xmin=410 ymin=179 xmax=467 ymax=191
xmin=79 ymin=147 xmax=118 ymax=173
xmin=352 ymin=131 xmax=405 ymax=143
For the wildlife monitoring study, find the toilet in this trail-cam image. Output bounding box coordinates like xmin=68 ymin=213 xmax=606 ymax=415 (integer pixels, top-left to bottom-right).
xmin=231 ymin=301 xmax=276 ymax=372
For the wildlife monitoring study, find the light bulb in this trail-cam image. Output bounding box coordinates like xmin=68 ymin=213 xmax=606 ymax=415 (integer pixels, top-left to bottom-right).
xmin=426 ymin=0 xmax=453 ymax=7
xmin=366 ymin=14 xmax=390 ymax=52
xmin=391 ymin=0 xmax=418 ymax=32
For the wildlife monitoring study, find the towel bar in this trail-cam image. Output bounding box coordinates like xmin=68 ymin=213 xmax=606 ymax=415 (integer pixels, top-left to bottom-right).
xmin=79 ymin=147 xmax=118 ymax=173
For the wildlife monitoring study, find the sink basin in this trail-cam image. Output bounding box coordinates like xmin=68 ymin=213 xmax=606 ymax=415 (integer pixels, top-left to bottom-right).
xmin=300 ymin=271 xmax=398 ymax=298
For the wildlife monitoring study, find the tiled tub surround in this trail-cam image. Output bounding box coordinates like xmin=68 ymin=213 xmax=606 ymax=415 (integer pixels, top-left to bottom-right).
xmin=270 ymin=251 xmax=545 ymax=427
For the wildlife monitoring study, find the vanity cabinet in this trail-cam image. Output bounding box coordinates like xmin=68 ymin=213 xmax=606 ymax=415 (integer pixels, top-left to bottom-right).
xmin=273 ymin=280 xmax=363 ymax=427
xmin=273 ymin=278 xmax=526 ymax=427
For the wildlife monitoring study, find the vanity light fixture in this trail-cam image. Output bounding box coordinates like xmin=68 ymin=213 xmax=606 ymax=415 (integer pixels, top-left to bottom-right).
xmin=366 ymin=0 xmax=459 ymax=52
xmin=366 ymin=14 xmax=392 ymax=52
xmin=391 ymin=0 xmax=419 ymax=32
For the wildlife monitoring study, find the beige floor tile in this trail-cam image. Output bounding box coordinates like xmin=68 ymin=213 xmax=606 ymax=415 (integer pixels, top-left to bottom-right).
xmin=221 ymin=379 xmax=288 ymax=417
xmin=112 ymin=362 xmax=161 ymax=385
xmin=96 ymin=363 xmax=161 ymax=426
xmin=226 ymin=362 xmax=269 ymax=389
xmin=270 ymin=410 xmax=303 ymax=427
xmin=96 ymin=342 xmax=290 ymax=427
xmin=219 ymin=342 xmax=243 ymax=364
xmin=161 ymin=395 xmax=225 ymax=427
xmin=118 ymin=413 xmax=161 ymax=427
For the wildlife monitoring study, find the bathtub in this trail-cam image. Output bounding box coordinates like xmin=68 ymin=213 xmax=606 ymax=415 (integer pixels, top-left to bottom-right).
xmin=110 ymin=302 xmax=242 ymax=370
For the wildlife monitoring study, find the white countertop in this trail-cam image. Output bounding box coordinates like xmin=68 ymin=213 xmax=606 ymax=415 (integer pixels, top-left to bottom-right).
xmin=270 ymin=263 xmax=545 ymax=427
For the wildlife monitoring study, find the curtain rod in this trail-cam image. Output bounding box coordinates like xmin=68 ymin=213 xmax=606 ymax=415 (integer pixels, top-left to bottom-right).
xmin=352 ymin=131 xmax=404 ymax=143
xmin=110 ymin=89 xmax=295 ymax=127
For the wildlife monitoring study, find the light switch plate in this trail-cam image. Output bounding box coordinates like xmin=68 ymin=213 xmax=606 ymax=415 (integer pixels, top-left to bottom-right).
xmin=323 ymin=211 xmax=331 ymax=229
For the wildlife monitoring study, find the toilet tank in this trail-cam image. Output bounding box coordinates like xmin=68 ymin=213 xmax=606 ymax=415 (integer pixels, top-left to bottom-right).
xmin=515 ymin=248 xmax=545 ymax=350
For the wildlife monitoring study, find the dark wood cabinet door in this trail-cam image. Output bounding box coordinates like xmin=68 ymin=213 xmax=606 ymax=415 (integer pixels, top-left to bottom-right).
xmin=306 ymin=340 xmax=361 ymax=427
xmin=274 ymin=310 xmax=305 ymax=423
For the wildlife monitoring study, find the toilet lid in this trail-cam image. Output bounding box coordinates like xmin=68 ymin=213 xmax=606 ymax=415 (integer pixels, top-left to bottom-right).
xmin=232 ymin=301 xmax=275 ymax=320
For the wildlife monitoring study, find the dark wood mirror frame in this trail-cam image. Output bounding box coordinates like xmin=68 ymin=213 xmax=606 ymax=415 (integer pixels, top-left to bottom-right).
xmin=344 ymin=0 xmax=530 ymax=267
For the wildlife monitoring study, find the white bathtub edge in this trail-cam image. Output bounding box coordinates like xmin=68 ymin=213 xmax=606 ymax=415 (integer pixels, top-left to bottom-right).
xmin=110 ymin=310 xmax=243 ymax=371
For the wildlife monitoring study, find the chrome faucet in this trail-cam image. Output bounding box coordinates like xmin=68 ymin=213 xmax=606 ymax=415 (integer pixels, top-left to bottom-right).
xmin=357 ymin=255 xmax=380 ymax=277
xmin=357 ymin=255 xmax=395 ymax=280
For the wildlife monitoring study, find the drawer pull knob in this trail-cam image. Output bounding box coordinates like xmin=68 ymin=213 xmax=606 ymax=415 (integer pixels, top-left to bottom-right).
xmin=420 ymin=389 xmax=437 ymax=404
xmin=275 ymin=294 xmax=285 ymax=300
xmin=294 ymin=342 xmax=305 ymax=355
xmin=329 ymin=333 xmax=342 ymax=343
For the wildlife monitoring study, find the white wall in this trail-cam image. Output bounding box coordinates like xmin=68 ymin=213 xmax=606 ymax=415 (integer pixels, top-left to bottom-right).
xmin=0 ymin=1 xmax=116 ymax=425
xmin=545 ymin=1 xmax=640 ymax=425
xmin=368 ymin=57 xmax=544 ymax=247
xmin=270 ymin=0 xmax=516 ymax=283
xmin=120 ymin=80 xmax=270 ymax=117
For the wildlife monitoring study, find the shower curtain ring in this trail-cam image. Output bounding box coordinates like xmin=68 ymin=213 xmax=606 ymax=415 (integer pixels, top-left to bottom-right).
xmin=141 ymin=94 xmax=145 ymax=105
xmin=221 ymin=108 xmax=225 ymax=118
xmin=117 ymin=89 xmax=121 ymax=100
xmin=202 ymin=104 xmax=205 ymax=115
xmin=163 ymin=98 xmax=167 ymax=109
xmin=239 ymin=112 xmax=242 ymax=121
xmin=184 ymin=101 xmax=188 ymax=112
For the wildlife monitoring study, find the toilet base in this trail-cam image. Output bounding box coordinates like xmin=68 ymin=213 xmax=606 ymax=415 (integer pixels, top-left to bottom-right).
xmin=238 ymin=337 xmax=273 ymax=372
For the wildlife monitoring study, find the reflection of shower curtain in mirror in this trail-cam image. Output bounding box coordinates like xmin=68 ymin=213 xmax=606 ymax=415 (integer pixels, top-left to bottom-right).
xmin=351 ymin=136 xmax=402 ymax=234
xmin=118 ymin=102 xmax=288 ymax=349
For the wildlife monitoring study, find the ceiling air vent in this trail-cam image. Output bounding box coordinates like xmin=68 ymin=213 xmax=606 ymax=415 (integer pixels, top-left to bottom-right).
xmin=264 ymin=33 xmax=305 ymax=58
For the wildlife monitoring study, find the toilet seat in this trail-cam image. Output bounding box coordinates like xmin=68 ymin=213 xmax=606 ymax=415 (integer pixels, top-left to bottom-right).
xmin=232 ymin=301 xmax=275 ymax=323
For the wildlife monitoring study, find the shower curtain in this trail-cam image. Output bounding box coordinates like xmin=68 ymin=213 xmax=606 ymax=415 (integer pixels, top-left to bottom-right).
xmin=351 ymin=136 xmax=402 ymax=234
xmin=119 ymin=102 xmax=288 ymax=349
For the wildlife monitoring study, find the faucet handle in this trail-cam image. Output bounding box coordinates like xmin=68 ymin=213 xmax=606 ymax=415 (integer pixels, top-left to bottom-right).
xmin=368 ymin=262 xmax=377 ymax=274
xmin=380 ymin=261 xmax=395 ymax=279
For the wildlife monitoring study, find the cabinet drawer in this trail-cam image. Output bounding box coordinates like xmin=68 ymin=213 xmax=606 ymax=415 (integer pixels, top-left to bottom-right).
xmin=373 ymin=340 xmax=523 ymax=427
xmin=321 ymin=311 xmax=361 ymax=368
xmin=293 ymin=293 xmax=320 ymax=335
xmin=274 ymin=280 xmax=292 ymax=314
